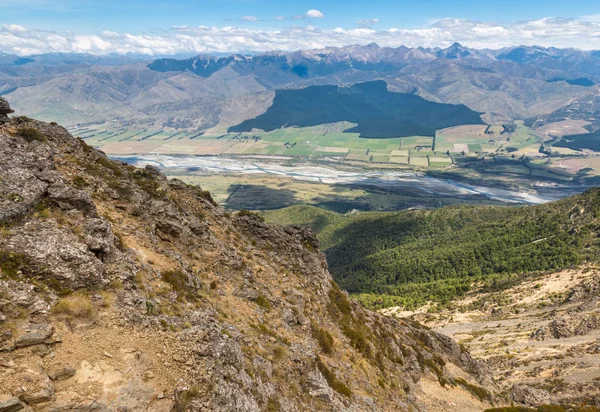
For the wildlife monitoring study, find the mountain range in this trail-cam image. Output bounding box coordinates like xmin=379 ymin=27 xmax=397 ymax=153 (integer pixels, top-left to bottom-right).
xmin=1 ymin=43 xmax=600 ymax=136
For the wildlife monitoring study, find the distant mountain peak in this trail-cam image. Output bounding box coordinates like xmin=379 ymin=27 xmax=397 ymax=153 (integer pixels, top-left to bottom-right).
xmin=437 ymin=42 xmax=472 ymax=59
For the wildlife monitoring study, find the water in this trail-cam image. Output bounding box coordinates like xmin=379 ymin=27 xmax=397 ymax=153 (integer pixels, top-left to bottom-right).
xmin=112 ymin=155 xmax=587 ymax=205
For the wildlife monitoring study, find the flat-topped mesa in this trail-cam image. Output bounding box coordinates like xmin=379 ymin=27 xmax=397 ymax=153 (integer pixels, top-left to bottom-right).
xmin=0 ymin=97 xmax=14 ymax=124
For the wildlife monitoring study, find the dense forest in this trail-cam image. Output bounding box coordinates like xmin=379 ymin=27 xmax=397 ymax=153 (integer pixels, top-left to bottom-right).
xmin=264 ymin=188 xmax=600 ymax=309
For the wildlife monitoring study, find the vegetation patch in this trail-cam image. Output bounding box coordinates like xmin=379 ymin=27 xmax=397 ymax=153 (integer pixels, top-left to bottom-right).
xmin=455 ymin=377 xmax=492 ymax=402
xmin=175 ymin=387 xmax=201 ymax=410
xmin=255 ymin=294 xmax=272 ymax=310
xmin=0 ymin=250 xmax=29 ymax=279
xmin=53 ymin=293 xmax=95 ymax=319
xmin=316 ymin=356 xmax=352 ymax=397
xmin=161 ymin=270 xmax=198 ymax=302
xmin=17 ymin=127 xmax=46 ymax=143
xmin=195 ymin=188 xmax=217 ymax=206
xmin=312 ymin=324 xmax=335 ymax=354
xmin=265 ymin=188 xmax=600 ymax=309
xmin=238 ymin=209 xmax=264 ymax=220
xmin=481 ymin=406 xmax=599 ymax=412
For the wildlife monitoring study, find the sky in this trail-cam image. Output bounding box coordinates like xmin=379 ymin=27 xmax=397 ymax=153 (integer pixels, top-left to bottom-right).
xmin=1 ymin=0 xmax=600 ymax=55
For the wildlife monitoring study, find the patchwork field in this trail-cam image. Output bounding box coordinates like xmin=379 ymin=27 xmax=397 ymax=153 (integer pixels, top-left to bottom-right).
xmin=435 ymin=121 xmax=540 ymax=156
xmin=69 ymin=120 xmax=600 ymax=184
xmin=69 ymin=121 xmax=455 ymax=168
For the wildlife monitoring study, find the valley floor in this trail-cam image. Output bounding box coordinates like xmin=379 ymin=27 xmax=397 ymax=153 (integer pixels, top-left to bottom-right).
xmin=113 ymin=154 xmax=583 ymax=212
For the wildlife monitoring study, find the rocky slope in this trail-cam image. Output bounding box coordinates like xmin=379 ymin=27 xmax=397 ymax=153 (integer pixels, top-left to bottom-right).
xmin=391 ymin=267 xmax=600 ymax=409
xmin=0 ymin=100 xmax=495 ymax=411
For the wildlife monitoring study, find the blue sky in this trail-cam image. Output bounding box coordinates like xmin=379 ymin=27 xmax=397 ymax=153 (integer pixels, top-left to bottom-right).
xmin=2 ymin=0 xmax=599 ymax=32
xmin=1 ymin=0 xmax=600 ymax=55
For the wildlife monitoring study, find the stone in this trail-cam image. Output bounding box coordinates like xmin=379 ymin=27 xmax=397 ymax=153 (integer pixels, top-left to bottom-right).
xmin=13 ymin=369 xmax=54 ymax=405
xmin=167 ymin=178 xmax=187 ymax=189
xmin=84 ymin=218 xmax=115 ymax=254
xmin=510 ymin=384 xmax=550 ymax=406
xmin=48 ymin=366 xmax=76 ymax=381
xmin=305 ymin=370 xmax=334 ymax=402
xmin=3 ymin=220 xmax=107 ymax=289
xmin=14 ymin=323 xmax=54 ymax=349
xmin=0 ymin=397 xmax=23 ymax=412
xmin=0 ymin=396 xmax=24 ymax=412
xmin=0 ymin=97 xmax=14 ymax=124
xmin=48 ymin=182 xmax=97 ymax=217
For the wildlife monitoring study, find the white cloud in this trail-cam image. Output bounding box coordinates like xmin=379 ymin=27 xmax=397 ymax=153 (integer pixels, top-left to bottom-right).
xmin=3 ymin=24 xmax=27 ymax=32
xmin=306 ymin=9 xmax=324 ymax=18
xmin=241 ymin=16 xmax=258 ymax=22
xmin=1 ymin=17 xmax=600 ymax=56
xmin=273 ymin=16 xmax=286 ymax=21
xmin=357 ymin=18 xmax=380 ymax=26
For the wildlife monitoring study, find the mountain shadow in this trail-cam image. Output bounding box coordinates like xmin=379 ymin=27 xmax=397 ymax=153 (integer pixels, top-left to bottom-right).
xmin=229 ymin=80 xmax=484 ymax=138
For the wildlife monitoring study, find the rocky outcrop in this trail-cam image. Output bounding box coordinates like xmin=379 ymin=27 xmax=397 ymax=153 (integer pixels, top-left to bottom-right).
xmin=0 ymin=114 xmax=496 ymax=411
xmin=0 ymin=98 xmax=13 ymax=124
xmin=510 ymin=384 xmax=551 ymax=406
xmin=531 ymin=312 xmax=600 ymax=340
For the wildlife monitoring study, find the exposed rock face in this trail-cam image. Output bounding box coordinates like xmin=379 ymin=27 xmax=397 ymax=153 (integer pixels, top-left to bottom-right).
xmin=0 ymin=116 xmax=496 ymax=411
xmin=531 ymin=312 xmax=600 ymax=340
xmin=0 ymin=98 xmax=13 ymax=124
xmin=510 ymin=384 xmax=551 ymax=406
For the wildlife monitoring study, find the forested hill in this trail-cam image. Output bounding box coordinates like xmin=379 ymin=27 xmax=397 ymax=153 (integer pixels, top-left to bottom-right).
xmin=229 ymin=80 xmax=484 ymax=138
xmin=263 ymin=188 xmax=600 ymax=309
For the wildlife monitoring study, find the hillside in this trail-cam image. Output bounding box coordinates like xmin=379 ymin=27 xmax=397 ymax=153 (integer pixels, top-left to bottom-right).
xmin=1 ymin=44 xmax=594 ymax=133
xmin=263 ymin=192 xmax=600 ymax=309
xmin=229 ymin=80 xmax=484 ymax=138
xmin=0 ymin=100 xmax=497 ymax=411
xmin=396 ymin=267 xmax=600 ymax=408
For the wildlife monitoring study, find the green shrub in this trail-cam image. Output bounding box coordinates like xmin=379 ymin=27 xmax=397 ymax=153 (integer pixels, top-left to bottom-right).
xmin=455 ymin=377 xmax=492 ymax=402
xmin=340 ymin=323 xmax=371 ymax=357
xmin=256 ymin=294 xmax=272 ymax=310
xmin=132 ymin=173 xmax=163 ymax=198
xmin=424 ymin=358 xmax=446 ymax=386
xmin=17 ymin=127 xmax=45 ymax=142
xmin=312 ymin=325 xmax=334 ymax=354
xmin=72 ymin=176 xmax=88 ymax=187
xmin=250 ymin=323 xmax=290 ymax=344
xmin=0 ymin=251 xmax=29 ymax=278
xmin=327 ymin=281 xmax=352 ymax=317
xmin=316 ymin=356 xmax=352 ymax=397
xmin=196 ymin=189 xmax=217 ymax=206
xmin=175 ymin=387 xmax=200 ymax=409
xmin=273 ymin=345 xmax=287 ymax=360
xmin=161 ymin=270 xmax=197 ymax=301
xmin=266 ymin=398 xmax=280 ymax=412
xmin=238 ymin=209 xmax=264 ymax=220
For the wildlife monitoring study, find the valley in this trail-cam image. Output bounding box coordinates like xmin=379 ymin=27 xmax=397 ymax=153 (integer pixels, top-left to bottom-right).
xmin=72 ymin=116 xmax=600 ymax=214
xmin=114 ymin=154 xmax=575 ymax=212
xmin=2 ymin=38 xmax=600 ymax=411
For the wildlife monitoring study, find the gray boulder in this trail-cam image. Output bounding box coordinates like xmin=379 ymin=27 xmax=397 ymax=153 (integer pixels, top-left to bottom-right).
xmin=0 ymin=97 xmax=14 ymax=124
xmin=14 ymin=323 xmax=54 ymax=348
xmin=3 ymin=220 xmax=106 ymax=289
xmin=510 ymin=384 xmax=550 ymax=406
xmin=0 ymin=396 xmax=24 ymax=412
